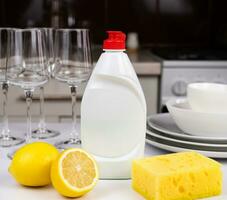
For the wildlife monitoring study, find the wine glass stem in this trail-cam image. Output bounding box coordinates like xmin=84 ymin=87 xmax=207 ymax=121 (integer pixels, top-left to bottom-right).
xmin=2 ymin=82 xmax=9 ymax=139
xmin=70 ymin=85 xmax=78 ymax=140
xmin=24 ymin=90 xmax=33 ymax=143
xmin=38 ymin=86 xmax=46 ymax=131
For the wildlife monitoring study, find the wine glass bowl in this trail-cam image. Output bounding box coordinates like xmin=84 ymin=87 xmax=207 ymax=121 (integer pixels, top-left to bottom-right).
xmin=54 ymin=29 xmax=93 ymax=85
xmin=7 ymin=29 xmax=48 ymax=90
xmin=0 ymin=58 xmax=7 ymax=82
xmin=42 ymin=28 xmax=55 ymax=76
xmin=54 ymin=60 xmax=93 ymax=85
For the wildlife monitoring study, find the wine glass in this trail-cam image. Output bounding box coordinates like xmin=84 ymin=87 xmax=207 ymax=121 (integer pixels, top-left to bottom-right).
xmin=32 ymin=28 xmax=60 ymax=139
xmin=0 ymin=28 xmax=25 ymax=147
xmin=53 ymin=29 xmax=93 ymax=149
xmin=7 ymin=28 xmax=49 ymax=157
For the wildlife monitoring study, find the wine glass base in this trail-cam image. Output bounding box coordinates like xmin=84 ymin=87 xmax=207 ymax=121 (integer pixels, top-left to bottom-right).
xmin=32 ymin=128 xmax=60 ymax=139
xmin=7 ymin=149 xmax=16 ymax=160
xmin=55 ymin=138 xmax=81 ymax=150
xmin=0 ymin=136 xmax=25 ymax=148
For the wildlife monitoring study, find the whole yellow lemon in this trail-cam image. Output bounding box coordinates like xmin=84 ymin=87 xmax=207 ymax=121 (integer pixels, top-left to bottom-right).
xmin=9 ymin=142 xmax=59 ymax=187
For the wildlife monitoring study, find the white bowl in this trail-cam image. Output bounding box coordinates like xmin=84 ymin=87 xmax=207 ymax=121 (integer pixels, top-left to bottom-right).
xmin=187 ymin=82 xmax=227 ymax=113
xmin=166 ymin=98 xmax=227 ymax=137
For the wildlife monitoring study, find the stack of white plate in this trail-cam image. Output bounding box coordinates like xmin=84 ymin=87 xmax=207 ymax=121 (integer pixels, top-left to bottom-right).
xmin=146 ymin=113 xmax=227 ymax=158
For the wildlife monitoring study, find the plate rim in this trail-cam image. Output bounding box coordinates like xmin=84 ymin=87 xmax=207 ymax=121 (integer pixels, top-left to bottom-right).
xmin=146 ymin=129 xmax=227 ymax=148
xmin=146 ymin=139 xmax=227 ymax=158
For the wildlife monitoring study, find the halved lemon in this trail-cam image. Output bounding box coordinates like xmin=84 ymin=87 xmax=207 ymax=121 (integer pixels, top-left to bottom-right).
xmin=51 ymin=148 xmax=99 ymax=197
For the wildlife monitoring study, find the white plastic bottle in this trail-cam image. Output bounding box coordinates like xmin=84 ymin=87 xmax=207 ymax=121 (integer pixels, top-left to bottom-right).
xmin=81 ymin=31 xmax=146 ymax=179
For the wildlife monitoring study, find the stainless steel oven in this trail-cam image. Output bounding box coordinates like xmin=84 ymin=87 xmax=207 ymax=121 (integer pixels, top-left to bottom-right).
xmin=151 ymin=48 xmax=227 ymax=112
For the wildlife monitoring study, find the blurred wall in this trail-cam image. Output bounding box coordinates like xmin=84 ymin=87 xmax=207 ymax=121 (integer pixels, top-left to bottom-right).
xmin=0 ymin=0 xmax=227 ymax=48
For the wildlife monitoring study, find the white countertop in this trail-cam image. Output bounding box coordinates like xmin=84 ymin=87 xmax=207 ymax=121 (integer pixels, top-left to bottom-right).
xmin=0 ymin=123 xmax=227 ymax=200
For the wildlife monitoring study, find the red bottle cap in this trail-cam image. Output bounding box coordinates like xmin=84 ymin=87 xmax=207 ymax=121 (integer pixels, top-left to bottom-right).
xmin=103 ymin=31 xmax=126 ymax=50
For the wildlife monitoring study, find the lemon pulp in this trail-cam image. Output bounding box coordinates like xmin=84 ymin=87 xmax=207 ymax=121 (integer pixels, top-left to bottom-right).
xmin=51 ymin=148 xmax=99 ymax=197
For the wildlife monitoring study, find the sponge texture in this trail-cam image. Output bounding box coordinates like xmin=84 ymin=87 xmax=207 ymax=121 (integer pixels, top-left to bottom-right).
xmin=132 ymin=152 xmax=222 ymax=200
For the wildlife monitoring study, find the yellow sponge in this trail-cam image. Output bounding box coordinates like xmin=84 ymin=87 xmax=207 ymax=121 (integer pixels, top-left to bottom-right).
xmin=132 ymin=152 xmax=222 ymax=200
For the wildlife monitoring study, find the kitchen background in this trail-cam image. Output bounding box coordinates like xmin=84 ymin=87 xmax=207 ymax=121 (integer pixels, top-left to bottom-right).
xmin=1 ymin=0 xmax=227 ymax=47
xmin=1 ymin=0 xmax=227 ymax=121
